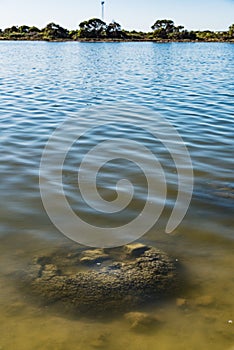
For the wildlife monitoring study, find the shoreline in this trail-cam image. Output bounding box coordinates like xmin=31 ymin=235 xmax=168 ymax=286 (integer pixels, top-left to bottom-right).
xmin=0 ymin=38 xmax=234 ymax=43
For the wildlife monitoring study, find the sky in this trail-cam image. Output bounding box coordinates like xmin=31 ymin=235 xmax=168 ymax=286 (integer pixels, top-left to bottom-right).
xmin=0 ymin=0 xmax=234 ymax=32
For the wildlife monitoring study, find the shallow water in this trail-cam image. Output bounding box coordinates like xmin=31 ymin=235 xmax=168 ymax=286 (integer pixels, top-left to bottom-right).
xmin=0 ymin=41 xmax=234 ymax=349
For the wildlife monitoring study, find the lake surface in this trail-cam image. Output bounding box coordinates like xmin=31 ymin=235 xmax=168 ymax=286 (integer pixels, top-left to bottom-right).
xmin=0 ymin=41 xmax=233 ymax=350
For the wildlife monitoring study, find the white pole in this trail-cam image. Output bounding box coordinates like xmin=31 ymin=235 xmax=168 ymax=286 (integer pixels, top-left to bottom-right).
xmin=101 ymin=1 xmax=105 ymax=21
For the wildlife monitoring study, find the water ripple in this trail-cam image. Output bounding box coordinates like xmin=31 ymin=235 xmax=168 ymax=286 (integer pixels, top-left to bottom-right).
xmin=0 ymin=41 xmax=233 ymax=238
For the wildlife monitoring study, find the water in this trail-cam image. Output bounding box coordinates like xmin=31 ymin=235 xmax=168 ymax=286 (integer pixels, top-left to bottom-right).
xmin=0 ymin=41 xmax=234 ymax=349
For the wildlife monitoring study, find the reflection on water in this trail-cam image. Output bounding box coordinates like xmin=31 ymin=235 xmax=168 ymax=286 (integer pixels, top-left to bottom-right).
xmin=0 ymin=41 xmax=233 ymax=349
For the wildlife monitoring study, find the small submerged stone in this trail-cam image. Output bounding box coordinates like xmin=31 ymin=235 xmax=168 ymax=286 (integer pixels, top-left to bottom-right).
xmin=22 ymin=244 xmax=178 ymax=315
xmin=124 ymin=311 xmax=161 ymax=331
xmin=40 ymin=264 xmax=61 ymax=280
xmin=79 ymin=249 xmax=109 ymax=265
xmin=176 ymin=298 xmax=188 ymax=309
xmin=124 ymin=243 xmax=150 ymax=258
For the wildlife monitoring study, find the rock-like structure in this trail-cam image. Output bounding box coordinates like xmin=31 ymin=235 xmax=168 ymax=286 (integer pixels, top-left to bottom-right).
xmin=124 ymin=311 xmax=161 ymax=331
xmin=24 ymin=244 xmax=178 ymax=314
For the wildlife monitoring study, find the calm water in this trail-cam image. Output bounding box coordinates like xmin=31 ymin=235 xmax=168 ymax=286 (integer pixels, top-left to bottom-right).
xmin=0 ymin=41 xmax=234 ymax=350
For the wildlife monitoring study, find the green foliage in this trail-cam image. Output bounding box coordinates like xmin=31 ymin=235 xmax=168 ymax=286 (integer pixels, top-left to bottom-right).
xmin=124 ymin=30 xmax=147 ymax=40
xmin=28 ymin=26 xmax=41 ymax=33
xmin=106 ymin=21 xmax=123 ymax=38
xmin=69 ymin=30 xmax=79 ymax=40
xmin=151 ymin=19 xmax=176 ymax=38
xmin=78 ymin=19 xmax=124 ymax=39
xmin=195 ymin=30 xmax=231 ymax=41
xmin=4 ymin=26 xmax=19 ymax=34
xmin=42 ymin=23 xmax=69 ymax=40
xmin=9 ymin=32 xmax=26 ymax=39
xmin=229 ymin=24 xmax=234 ymax=37
xmin=2 ymin=25 xmax=42 ymax=40
xmin=196 ymin=30 xmax=216 ymax=40
xmin=151 ymin=19 xmax=197 ymax=40
xmin=19 ymin=25 xmax=30 ymax=33
xmin=0 ymin=19 xmax=233 ymax=42
xmin=79 ymin=18 xmax=107 ymax=38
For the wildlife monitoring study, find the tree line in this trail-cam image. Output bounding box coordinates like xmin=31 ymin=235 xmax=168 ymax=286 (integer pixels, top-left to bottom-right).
xmin=0 ymin=19 xmax=234 ymax=41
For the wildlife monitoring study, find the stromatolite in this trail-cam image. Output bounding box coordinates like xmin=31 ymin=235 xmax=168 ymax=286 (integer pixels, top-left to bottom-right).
xmin=24 ymin=244 xmax=178 ymax=314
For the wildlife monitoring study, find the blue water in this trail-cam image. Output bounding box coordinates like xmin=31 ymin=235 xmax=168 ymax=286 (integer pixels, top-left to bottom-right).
xmin=0 ymin=41 xmax=233 ymax=350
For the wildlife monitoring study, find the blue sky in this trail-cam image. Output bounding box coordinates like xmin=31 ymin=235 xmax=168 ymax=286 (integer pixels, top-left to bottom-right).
xmin=0 ymin=0 xmax=234 ymax=31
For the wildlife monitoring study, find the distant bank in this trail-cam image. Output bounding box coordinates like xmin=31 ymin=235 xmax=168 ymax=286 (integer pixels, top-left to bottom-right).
xmin=1 ymin=19 xmax=234 ymax=42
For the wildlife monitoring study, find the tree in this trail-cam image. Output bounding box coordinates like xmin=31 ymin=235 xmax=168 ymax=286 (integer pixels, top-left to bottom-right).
xmin=42 ymin=23 xmax=69 ymax=39
xmin=168 ymin=25 xmax=184 ymax=39
xmin=127 ymin=30 xmax=146 ymax=40
xmin=106 ymin=21 xmax=123 ymax=38
xmin=69 ymin=30 xmax=79 ymax=40
xmin=151 ymin=19 xmax=196 ymax=40
xmin=151 ymin=19 xmax=175 ymax=39
xmin=19 ymin=25 xmax=30 ymax=33
xmin=79 ymin=18 xmax=107 ymax=38
xmin=229 ymin=24 xmax=234 ymax=38
xmin=196 ymin=30 xmax=218 ymax=41
xmin=4 ymin=26 xmax=19 ymax=34
xmin=181 ymin=30 xmax=197 ymax=40
xmin=28 ymin=26 xmax=40 ymax=33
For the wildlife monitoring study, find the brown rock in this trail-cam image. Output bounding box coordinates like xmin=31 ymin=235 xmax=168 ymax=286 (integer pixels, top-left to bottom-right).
xmin=24 ymin=245 xmax=178 ymax=315
xmin=176 ymin=298 xmax=188 ymax=309
xmin=79 ymin=249 xmax=109 ymax=265
xmin=124 ymin=243 xmax=150 ymax=258
xmin=125 ymin=311 xmax=160 ymax=331
xmin=40 ymin=264 xmax=61 ymax=280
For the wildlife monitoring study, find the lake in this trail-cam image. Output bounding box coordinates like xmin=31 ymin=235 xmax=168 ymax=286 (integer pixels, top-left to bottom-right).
xmin=0 ymin=41 xmax=233 ymax=350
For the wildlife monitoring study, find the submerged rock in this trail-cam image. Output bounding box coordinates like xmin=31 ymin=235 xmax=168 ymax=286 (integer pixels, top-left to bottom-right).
xmin=124 ymin=243 xmax=150 ymax=258
xmin=176 ymin=298 xmax=188 ymax=309
xmin=79 ymin=249 xmax=109 ymax=265
xmin=124 ymin=311 xmax=161 ymax=331
xmin=23 ymin=244 xmax=178 ymax=314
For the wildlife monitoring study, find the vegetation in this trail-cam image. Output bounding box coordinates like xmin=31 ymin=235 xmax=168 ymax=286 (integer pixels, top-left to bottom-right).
xmin=42 ymin=23 xmax=69 ymax=40
xmin=76 ymin=18 xmax=125 ymax=39
xmin=79 ymin=18 xmax=107 ymax=38
xmin=0 ymin=19 xmax=233 ymax=42
xmin=151 ymin=19 xmax=197 ymax=40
